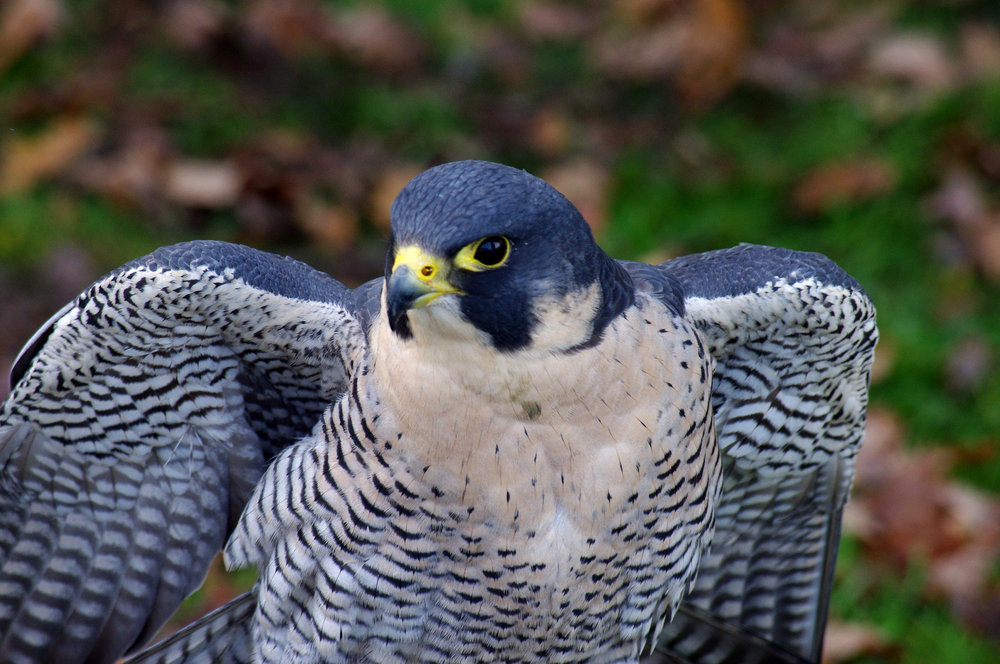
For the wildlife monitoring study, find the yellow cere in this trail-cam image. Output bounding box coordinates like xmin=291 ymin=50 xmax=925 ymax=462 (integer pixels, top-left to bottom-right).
xmin=392 ymin=245 xmax=464 ymax=303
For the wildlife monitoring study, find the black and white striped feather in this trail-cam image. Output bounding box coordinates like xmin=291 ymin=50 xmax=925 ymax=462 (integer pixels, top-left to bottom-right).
xmin=650 ymin=245 xmax=877 ymax=663
xmin=2 ymin=240 xmax=875 ymax=664
xmin=0 ymin=241 xmax=366 ymax=664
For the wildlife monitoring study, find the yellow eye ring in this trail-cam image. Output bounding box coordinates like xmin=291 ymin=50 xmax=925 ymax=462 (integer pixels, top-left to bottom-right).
xmin=455 ymin=235 xmax=511 ymax=271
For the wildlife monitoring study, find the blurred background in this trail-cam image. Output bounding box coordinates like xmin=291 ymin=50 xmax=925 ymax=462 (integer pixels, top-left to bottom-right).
xmin=1 ymin=1 xmax=999 ymax=662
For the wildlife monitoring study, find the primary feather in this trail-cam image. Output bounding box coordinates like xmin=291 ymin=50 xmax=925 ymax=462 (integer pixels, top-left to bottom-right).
xmin=0 ymin=161 xmax=876 ymax=664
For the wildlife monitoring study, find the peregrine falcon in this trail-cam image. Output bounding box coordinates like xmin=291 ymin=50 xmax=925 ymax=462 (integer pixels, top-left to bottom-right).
xmin=0 ymin=160 xmax=877 ymax=664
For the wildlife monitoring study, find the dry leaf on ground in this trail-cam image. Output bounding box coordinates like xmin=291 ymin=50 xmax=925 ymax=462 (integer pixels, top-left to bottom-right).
xmin=945 ymin=337 xmax=994 ymax=394
xmin=294 ymin=197 xmax=359 ymax=251
xmin=163 ymin=159 xmax=243 ymax=208
xmin=0 ymin=116 xmax=99 ymax=195
xmin=164 ymin=0 xmax=228 ymax=52
xmin=518 ymin=2 xmax=599 ymax=42
xmin=792 ymin=158 xmax=897 ymax=214
xmin=541 ymin=159 xmax=610 ymax=233
xmin=822 ymin=619 xmax=892 ymax=663
xmin=925 ymin=168 xmax=1000 ymax=282
xmin=847 ymin=408 xmax=1000 ymax=638
xmin=368 ymin=164 xmax=424 ymax=232
xmin=591 ymin=0 xmax=749 ymax=108
xmin=867 ymin=33 xmax=956 ymax=93
xmin=0 ymin=0 xmax=63 ymax=74
xmin=243 ymin=0 xmax=331 ymax=59
xmin=328 ymin=5 xmax=425 ymax=74
xmin=961 ymin=24 xmax=1000 ymax=82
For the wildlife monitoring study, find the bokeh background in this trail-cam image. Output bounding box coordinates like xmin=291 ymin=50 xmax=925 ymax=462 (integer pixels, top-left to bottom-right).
xmin=1 ymin=1 xmax=999 ymax=662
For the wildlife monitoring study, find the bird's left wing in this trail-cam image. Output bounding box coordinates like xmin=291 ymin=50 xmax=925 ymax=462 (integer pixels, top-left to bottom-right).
xmin=629 ymin=244 xmax=877 ymax=664
xmin=0 ymin=241 xmax=377 ymax=664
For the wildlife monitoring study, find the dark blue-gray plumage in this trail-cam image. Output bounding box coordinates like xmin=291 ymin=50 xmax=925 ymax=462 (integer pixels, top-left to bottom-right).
xmin=386 ymin=161 xmax=634 ymax=351
xmin=0 ymin=160 xmax=877 ymax=664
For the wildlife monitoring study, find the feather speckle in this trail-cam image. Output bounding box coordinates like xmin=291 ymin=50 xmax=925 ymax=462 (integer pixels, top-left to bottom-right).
xmin=0 ymin=161 xmax=876 ymax=664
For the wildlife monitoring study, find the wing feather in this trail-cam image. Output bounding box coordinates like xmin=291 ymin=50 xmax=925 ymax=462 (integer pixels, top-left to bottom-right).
xmin=0 ymin=241 xmax=375 ymax=664
xmin=639 ymin=244 xmax=877 ymax=663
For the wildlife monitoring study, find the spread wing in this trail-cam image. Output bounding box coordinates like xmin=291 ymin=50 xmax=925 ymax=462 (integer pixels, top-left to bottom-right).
xmin=0 ymin=241 xmax=378 ymax=664
xmin=637 ymin=244 xmax=877 ymax=664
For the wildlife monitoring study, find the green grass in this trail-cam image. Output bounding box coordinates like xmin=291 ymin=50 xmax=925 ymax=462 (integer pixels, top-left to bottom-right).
xmin=0 ymin=189 xmax=176 ymax=271
xmin=834 ymin=537 xmax=1000 ymax=664
xmin=127 ymin=47 xmax=260 ymax=155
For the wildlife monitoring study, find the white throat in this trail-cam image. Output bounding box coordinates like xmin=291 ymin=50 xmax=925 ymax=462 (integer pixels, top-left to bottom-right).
xmin=370 ymin=282 xmax=604 ymax=413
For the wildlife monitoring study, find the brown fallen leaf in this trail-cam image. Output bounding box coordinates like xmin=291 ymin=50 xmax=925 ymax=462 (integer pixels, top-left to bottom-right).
xmin=0 ymin=115 xmax=100 ymax=195
xmin=592 ymin=0 xmax=748 ymax=109
xmin=327 ymin=5 xmax=425 ymax=74
xmin=367 ymin=164 xmax=424 ymax=232
xmin=925 ymin=168 xmax=986 ymax=229
xmin=164 ymin=0 xmax=228 ymax=52
xmin=589 ymin=8 xmax=688 ymax=82
xmin=926 ymin=483 xmax=1000 ymax=600
xmin=792 ymin=158 xmax=897 ymax=214
xmin=961 ymin=23 xmax=1000 ymax=83
xmin=614 ymin=0 xmax=675 ymax=24
xmin=530 ymin=107 xmax=574 ymax=159
xmin=924 ymin=169 xmax=1000 ymax=282
xmin=541 ymin=159 xmax=610 ymax=233
xmin=951 ymin=588 xmax=1000 ymax=642
xmin=243 ymin=0 xmax=331 ymax=59
xmin=294 ymin=197 xmax=359 ymax=251
xmin=743 ymin=5 xmax=890 ymax=97
xmin=822 ymin=619 xmax=892 ymax=663
xmin=965 ymin=215 xmax=1000 ymax=282
xmin=945 ymin=336 xmax=994 ymax=394
xmin=518 ymin=2 xmax=598 ymax=42
xmin=848 ymin=408 xmax=958 ymax=564
xmin=70 ymin=122 xmax=172 ymax=209
xmin=672 ymin=0 xmax=749 ymax=110
xmin=163 ymin=159 xmax=242 ymax=208
xmin=0 ymin=0 xmax=63 ymax=74
xmin=867 ymin=33 xmax=956 ymax=93
xmin=848 ymin=406 xmax=1000 ymax=640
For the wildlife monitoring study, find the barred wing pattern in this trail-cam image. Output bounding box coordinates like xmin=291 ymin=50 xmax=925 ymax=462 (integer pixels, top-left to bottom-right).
xmin=2 ymin=239 xmax=874 ymax=664
xmin=649 ymin=245 xmax=877 ymax=663
xmin=0 ymin=242 xmax=366 ymax=664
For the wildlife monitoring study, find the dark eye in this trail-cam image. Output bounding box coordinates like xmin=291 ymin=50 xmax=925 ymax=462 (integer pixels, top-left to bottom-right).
xmin=473 ymin=236 xmax=510 ymax=266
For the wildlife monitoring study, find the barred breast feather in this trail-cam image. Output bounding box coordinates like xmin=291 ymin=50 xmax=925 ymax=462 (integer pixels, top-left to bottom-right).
xmin=2 ymin=190 xmax=875 ymax=663
xmin=223 ymin=287 xmax=721 ymax=663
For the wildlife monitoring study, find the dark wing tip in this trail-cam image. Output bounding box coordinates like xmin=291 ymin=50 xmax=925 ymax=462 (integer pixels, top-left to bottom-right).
xmin=648 ymin=604 xmax=815 ymax=664
xmin=9 ymin=302 xmax=74 ymax=389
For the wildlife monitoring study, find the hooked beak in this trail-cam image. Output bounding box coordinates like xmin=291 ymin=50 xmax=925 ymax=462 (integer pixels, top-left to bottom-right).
xmin=386 ymin=246 xmax=463 ymax=336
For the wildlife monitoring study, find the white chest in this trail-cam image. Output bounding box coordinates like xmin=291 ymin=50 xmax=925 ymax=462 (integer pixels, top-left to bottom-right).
xmin=368 ymin=293 xmax=714 ymax=543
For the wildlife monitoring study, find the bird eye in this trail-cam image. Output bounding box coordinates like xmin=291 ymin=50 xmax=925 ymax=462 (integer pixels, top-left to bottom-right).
xmin=454 ymin=235 xmax=512 ymax=272
xmin=472 ymin=236 xmax=510 ymax=267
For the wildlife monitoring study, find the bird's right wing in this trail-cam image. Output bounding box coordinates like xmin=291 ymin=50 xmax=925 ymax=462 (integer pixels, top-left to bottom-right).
xmin=644 ymin=244 xmax=877 ymax=664
xmin=0 ymin=241 xmax=376 ymax=664
xmin=120 ymin=591 xmax=257 ymax=664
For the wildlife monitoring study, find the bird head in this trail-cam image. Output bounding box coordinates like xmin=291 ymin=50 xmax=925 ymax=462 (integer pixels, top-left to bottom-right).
xmin=384 ymin=160 xmax=632 ymax=353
